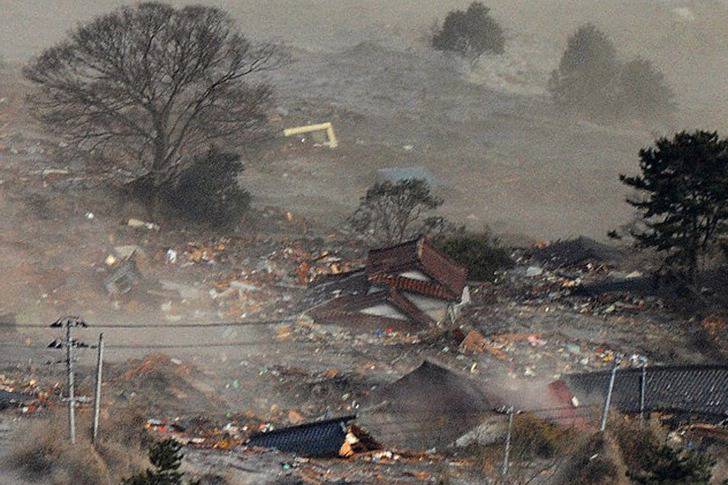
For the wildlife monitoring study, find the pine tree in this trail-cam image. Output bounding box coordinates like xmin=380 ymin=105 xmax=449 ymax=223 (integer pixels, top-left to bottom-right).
xmin=616 ymin=131 xmax=728 ymax=281
xmin=548 ymin=24 xmax=619 ymax=117
xmin=123 ymin=439 xmax=198 ymax=485
xmin=617 ymin=58 xmax=675 ymax=121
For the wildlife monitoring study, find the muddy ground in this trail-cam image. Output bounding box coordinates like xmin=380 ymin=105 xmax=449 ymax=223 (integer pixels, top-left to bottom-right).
xmin=2 ymin=3 xmax=728 ymax=482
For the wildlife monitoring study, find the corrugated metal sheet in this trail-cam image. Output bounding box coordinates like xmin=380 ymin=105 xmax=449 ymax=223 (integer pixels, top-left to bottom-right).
xmin=564 ymin=365 xmax=728 ymax=418
xmin=247 ymin=415 xmax=356 ymax=457
xmin=0 ymin=390 xmax=32 ymax=409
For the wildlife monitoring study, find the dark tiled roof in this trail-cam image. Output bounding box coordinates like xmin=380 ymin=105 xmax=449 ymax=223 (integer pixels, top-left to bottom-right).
xmin=563 ymin=365 xmax=728 ymax=418
xmin=366 ymin=238 xmax=421 ymax=275
xmin=307 ymin=306 xmax=418 ymax=331
xmin=247 ymin=415 xmax=356 ymax=457
xmin=370 ymin=360 xmax=497 ymax=412
xmin=298 ymin=269 xmax=369 ymax=311
xmin=531 ymin=237 xmax=621 ymax=267
xmin=362 ymin=360 xmax=499 ymax=449
xmin=0 ymin=390 xmax=33 ymax=409
xmin=418 ymin=239 xmax=468 ymax=297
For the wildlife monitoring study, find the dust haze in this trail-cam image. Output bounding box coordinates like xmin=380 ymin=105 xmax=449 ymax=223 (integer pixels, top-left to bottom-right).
xmin=1 ymin=2 xmax=728 ymax=483
xmin=2 ymin=1 xmax=728 ymax=239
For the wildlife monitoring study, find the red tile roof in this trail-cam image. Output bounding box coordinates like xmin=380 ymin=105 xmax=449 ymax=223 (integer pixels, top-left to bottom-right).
xmin=305 ymin=237 xmax=467 ymax=328
xmin=368 ymin=274 xmax=459 ymax=301
xmin=366 ymin=237 xmax=467 ymax=298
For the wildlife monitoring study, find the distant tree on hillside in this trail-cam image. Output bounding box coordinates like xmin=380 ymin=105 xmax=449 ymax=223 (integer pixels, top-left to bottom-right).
xmin=23 ymin=2 xmax=283 ymax=207
xmin=432 ymin=2 xmax=505 ymax=63
xmin=548 ymin=24 xmax=620 ymax=118
xmin=549 ymin=24 xmax=674 ymax=122
xmin=349 ymin=179 xmax=451 ymax=244
xmin=613 ymin=131 xmax=728 ymax=282
xmin=616 ymin=58 xmax=675 ymax=121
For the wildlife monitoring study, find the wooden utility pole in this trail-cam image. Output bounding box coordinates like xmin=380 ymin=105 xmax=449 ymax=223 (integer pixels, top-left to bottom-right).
xmin=501 ymin=406 xmax=514 ymax=478
xmin=92 ymin=333 xmax=104 ymax=444
xmin=49 ymin=316 xmax=88 ymax=445
xmin=600 ymin=356 xmax=622 ymax=432
xmin=639 ymin=357 xmax=648 ymax=427
xmin=65 ymin=322 xmax=76 ymax=445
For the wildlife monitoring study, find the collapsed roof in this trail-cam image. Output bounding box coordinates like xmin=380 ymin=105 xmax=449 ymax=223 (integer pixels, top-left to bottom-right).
xmin=531 ymin=236 xmax=622 ymax=268
xmin=247 ymin=415 xmax=379 ymax=458
xmin=563 ymin=365 xmax=728 ymax=420
xmin=304 ymin=237 xmax=468 ymax=328
xmin=360 ymin=360 xmax=502 ymax=449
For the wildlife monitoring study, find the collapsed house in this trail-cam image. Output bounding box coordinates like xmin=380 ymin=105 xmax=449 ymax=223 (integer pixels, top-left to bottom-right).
xmin=360 ymin=360 xmax=503 ymax=449
xmin=302 ymin=237 xmax=469 ymax=330
xmin=561 ymin=364 xmax=728 ymax=422
xmin=247 ymin=415 xmax=380 ymax=458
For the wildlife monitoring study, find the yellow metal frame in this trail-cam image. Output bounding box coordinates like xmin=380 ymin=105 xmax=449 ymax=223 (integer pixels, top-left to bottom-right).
xmin=283 ymin=122 xmax=338 ymax=148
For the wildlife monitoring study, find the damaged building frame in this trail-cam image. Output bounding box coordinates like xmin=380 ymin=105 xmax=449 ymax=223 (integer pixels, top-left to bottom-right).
xmin=301 ymin=237 xmax=470 ymax=330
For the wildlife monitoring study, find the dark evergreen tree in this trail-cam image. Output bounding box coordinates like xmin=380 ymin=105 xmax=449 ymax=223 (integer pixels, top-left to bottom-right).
xmin=617 ymin=58 xmax=675 ymax=121
xmin=615 ymin=131 xmax=728 ymax=281
xmin=550 ymin=24 xmax=674 ymax=123
xmin=162 ymin=148 xmax=250 ymax=227
xmin=548 ymin=24 xmax=619 ymax=117
xmin=432 ymin=2 xmax=505 ymax=63
xmin=123 ymin=438 xmax=199 ymax=485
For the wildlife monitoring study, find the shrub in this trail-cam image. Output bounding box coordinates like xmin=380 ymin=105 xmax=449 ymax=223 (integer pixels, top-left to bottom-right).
xmin=613 ymin=417 xmax=715 ymax=484
xmin=2 ymin=409 xmax=145 ymax=485
xmin=432 ymin=2 xmax=505 ymax=63
xmin=162 ymin=148 xmax=250 ymax=227
xmin=349 ymin=178 xmax=451 ymax=244
xmin=629 ymin=444 xmax=715 ymax=484
xmin=437 ymin=231 xmax=513 ymax=282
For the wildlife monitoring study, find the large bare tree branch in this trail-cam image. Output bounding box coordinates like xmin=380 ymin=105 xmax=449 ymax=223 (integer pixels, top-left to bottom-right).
xmin=24 ymin=2 xmax=283 ymax=189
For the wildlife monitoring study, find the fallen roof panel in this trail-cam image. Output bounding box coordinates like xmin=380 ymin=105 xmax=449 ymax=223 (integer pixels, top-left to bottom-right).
xmin=247 ymin=415 xmax=356 ymax=457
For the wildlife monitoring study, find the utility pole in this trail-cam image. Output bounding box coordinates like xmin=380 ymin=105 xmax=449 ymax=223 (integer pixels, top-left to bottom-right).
xmin=49 ymin=316 xmax=88 ymax=445
xmin=501 ymin=406 xmax=514 ymax=479
xmin=600 ymin=355 xmax=622 ymax=432
xmin=65 ymin=323 xmax=76 ymax=444
xmin=639 ymin=357 xmax=648 ymax=427
xmin=92 ymin=333 xmax=104 ymax=445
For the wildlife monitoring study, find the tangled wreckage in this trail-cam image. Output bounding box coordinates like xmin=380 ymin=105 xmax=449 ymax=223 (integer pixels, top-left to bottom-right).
xmin=302 ymin=237 xmax=470 ymax=331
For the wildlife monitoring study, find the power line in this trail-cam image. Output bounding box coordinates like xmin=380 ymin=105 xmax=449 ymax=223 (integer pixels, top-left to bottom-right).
xmin=105 ymin=340 xmax=319 ymax=350
xmin=2 ymin=317 xmax=301 ymax=329
xmin=0 ymin=339 xmax=321 ymax=350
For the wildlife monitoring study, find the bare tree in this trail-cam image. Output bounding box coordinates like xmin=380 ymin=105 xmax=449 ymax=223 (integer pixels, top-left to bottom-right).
xmin=24 ymin=2 xmax=283 ymax=199
xmin=349 ymin=178 xmax=450 ymax=244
